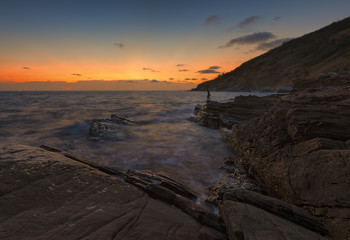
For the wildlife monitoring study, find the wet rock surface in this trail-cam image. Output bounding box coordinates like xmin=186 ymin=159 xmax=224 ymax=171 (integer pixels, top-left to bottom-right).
xmin=89 ymin=114 xmax=134 ymax=141
xmin=0 ymin=144 xmax=226 ymax=240
xmin=206 ymin=158 xmax=266 ymax=205
xmin=189 ymin=95 xmax=280 ymax=129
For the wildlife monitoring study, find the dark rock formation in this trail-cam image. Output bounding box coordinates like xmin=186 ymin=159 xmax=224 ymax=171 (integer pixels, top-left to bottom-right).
xmin=89 ymin=114 xmax=134 ymax=141
xmin=190 ymin=95 xmax=280 ymax=129
xmin=207 ymin=158 xmax=266 ymax=205
xmin=220 ymin=200 xmax=327 ymax=240
xmin=223 ymin=190 xmax=329 ymax=236
xmin=0 ymin=144 xmax=226 ymax=240
xmin=227 ymin=86 xmax=350 ymax=239
xmin=127 ymin=169 xmax=198 ymax=199
xmin=125 ymin=169 xmax=224 ymax=232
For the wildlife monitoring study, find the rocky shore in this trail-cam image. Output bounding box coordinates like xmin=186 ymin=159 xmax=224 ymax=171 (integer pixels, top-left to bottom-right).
xmin=1 ymin=74 xmax=348 ymax=239
xmin=192 ymin=74 xmax=350 ymax=240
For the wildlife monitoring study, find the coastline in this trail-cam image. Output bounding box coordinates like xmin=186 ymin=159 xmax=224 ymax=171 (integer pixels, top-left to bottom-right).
xmin=2 ymin=74 xmax=348 ymax=239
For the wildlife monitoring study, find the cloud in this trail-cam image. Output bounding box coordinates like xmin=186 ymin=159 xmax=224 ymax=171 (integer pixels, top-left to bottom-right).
xmin=72 ymin=73 xmax=82 ymax=76
xmin=209 ymin=66 xmax=221 ymax=70
xmin=196 ymin=65 xmax=222 ymax=74
xmin=273 ymin=16 xmax=282 ymax=21
xmin=169 ymin=78 xmax=174 ymax=80
xmin=257 ymin=38 xmax=293 ymax=50
xmin=226 ymin=16 xmax=261 ymax=31
xmin=184 ymin=78 xmax=191 ymax=80
xmin=197 ymin=69 xmax=220 ymax=74
xmin=176 ymin=64 xmax=185 ymax=67
xmin=23 ymin=66 xmax=30 ymax=70
xmin=219 ymin=32 xmax=276 ymax=48
xmin=179 ymin=69 xmax=189 ymax=72
xmin=151 ymin=79 xmax=159 ymax=83
xmin=205 ymin=15 xmax=221 ymax=25
xmin=191 ymin=78 xmax=197 ymax=80
xmin=143 ymin=67 xmax=160 ymax=73
xmin=201 ymin=78 xmax=208 ymax=80
xmin=114 ymin=43 xmax=124 ymax=48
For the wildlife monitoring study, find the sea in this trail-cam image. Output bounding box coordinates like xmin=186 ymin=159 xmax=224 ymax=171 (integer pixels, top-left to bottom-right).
xmin=0 ymin=91 xmax=270 ymax=199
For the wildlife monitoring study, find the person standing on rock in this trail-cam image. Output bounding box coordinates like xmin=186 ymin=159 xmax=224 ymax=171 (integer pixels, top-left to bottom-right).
xmin=206 ymin=88 xmax=211 ymax=102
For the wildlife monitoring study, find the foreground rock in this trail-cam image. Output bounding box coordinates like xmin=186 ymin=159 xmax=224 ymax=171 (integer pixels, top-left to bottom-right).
xmin=190 ymin=95 xmax=279 ymax=129
xmin=0 ymin=144 xmax=226 ymax=240
xmin=89 ymin=114 xmax=134 ymax=141
xmin=221 ymin=199 xmax=327 ymax=240
xmin=223 ymin=190 xmax=328 ymax=236
xmin=228 ymin=85 xmax=350 ymax=239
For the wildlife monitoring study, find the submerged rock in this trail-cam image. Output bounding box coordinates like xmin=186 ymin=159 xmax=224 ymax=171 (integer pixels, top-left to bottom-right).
xmin=89 ymin=114 xmax=134 ymax=141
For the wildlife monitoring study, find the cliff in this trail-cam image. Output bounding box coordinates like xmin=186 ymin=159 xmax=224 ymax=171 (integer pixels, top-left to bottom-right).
xmin=192 ymin=17 xmax=350 ymax=91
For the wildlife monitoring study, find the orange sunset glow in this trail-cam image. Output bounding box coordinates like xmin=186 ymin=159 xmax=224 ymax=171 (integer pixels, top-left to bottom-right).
xmin=1 ymin=1 xmax=349 ymax=90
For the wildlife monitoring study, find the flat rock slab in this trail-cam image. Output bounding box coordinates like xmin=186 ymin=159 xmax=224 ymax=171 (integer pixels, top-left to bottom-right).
xmin=220 ymin=200 xmax=327 ymax=240
xmin=0 ymin=144 xmax=226 ymax=240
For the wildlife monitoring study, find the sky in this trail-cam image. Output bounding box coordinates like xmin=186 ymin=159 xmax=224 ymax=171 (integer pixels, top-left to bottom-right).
xmin=1 ymin=0 xmax=350 ymax=91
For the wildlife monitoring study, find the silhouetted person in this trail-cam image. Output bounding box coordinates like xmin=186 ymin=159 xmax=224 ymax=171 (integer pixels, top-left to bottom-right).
xmin=206 ymin=88 xmax=211 ymax=101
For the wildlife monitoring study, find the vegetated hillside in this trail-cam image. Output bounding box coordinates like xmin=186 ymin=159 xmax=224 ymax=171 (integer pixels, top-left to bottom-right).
xmin=193 ymin=17 xmax=350 ymax=91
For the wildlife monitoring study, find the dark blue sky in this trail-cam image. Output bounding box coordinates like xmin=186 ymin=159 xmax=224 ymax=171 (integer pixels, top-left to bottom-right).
xmin=1 ymin=0 xmax=349 ymax=89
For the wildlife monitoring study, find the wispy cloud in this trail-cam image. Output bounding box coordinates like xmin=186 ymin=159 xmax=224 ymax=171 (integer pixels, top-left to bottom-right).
xmin=192 ymin=78 xmax=197 ymax=80
xmin=257 ymin=38 xmax=293 ymax=50
xmin=72 ymin=73 xmax=82 ymax=76
xmin=176 ymin=64 xmax=185 ymax=67
xmin=201 ymin=78 xmax=208 ymax=81
xmin=226 ymin=16 xmax=261 ymax=31
xmin=197 ymin=69 xmax=220 ymax=74
xmin=219 ymin=32 xmax=276 ymax=48
xmin=169 ymin=78 xmax=174 ymax=80
xmin=273 ymin=16 xmax=282 ymax=22
xmin=184 ymin=78 xmax=191 ymax=80
xmin=205 ymin=15 xmax=221 ymax=25
xmin=179 ymin=69 xmax=189 ymax=72
xmin=114 ymin=42 xmax=124 ymax=48
xmin=143 ymin=67 xmax=160 ymax=73
xmin=209 ymin=66 xmax=221 ymax=70
xmin=23 ymin=67 xmax=30 ymax=70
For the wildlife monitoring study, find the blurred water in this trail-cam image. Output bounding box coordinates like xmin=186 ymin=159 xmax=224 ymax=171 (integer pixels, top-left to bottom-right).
xmin=0 ymin=91 xmax=270 ymax=197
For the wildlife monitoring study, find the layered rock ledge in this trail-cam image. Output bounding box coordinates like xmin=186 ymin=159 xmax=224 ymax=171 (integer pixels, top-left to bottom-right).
xmin=192 ymin=77 xmax=350 ymax=239
xmin=0 ymin=144 xmax=226 ymax=240
xmin=227 ymin=86 xmax=350 ymax=239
